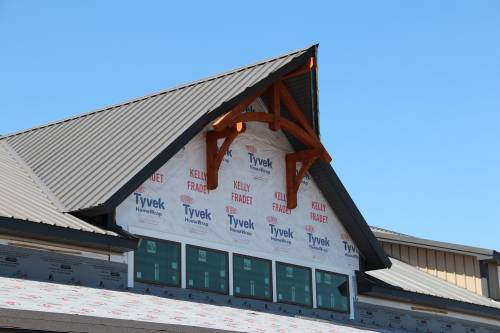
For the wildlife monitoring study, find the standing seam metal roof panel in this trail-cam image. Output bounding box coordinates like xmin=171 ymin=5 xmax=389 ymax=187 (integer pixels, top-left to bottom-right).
xmin=366 ymin=257 xmax=500 ymax=310
xmin=5 ymin=48 xmax=309 ymax=212
xmin=0 ymin=140 xmax=117 ymax=236
xmin=1 ymin=45 xmax=392 ymax=270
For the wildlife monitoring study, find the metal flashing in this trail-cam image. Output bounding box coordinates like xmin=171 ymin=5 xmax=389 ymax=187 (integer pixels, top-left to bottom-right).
xmin=371 ymin=227 xmax=497 ymax=259
xmin=0 ymin=216 xmax=137 ymax=252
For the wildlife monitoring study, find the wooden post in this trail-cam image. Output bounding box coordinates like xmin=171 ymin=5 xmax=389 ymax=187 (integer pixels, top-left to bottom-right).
xmin=206 ymin=124 xmax=246 ymax=190
xmin=285 ymin=148 xmax=322 ymax=209
xmin=268 ymin=84 xmax=280 ymax=131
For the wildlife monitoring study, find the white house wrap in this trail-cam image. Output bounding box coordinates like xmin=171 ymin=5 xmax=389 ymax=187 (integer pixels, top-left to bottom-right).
xmin=116 ymin=100 xmax=359 ymax=274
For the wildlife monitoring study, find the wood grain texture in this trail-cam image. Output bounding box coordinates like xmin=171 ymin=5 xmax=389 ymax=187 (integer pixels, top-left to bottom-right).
xmin=474 ymin=260 xmax=483 ymax=296
xmin=378 ymin=242 xmax=486 ymax=295
xmin=409 ymin=246 xmax=418 ymax=267
xmin=464 ymin=255 xmax=476 ymax=293
xmin=426 ymin=249 xmax=437 ymax=276
xmin=383 ymin=242 xmax=392 ymax=256
xmin=445 ymin=252 xmax=456 ymax=284
xmin=454 ymin=254 xmax=466 ymax=289
xmin=391 ymin=244 xmax=401 ymax=259
xmin=488 ymin=263 xmax=500 ymax=299
xmin=400 ymin=245 xmax=409 ymax=263
xmin=436 ymin=251 xmax=447 ymax=280
xmin=417 ymin=247 xmax=427 ymax=272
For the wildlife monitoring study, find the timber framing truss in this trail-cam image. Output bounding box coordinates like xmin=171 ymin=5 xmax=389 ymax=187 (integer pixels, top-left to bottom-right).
xmin=206 ymin=56 xmax=332 ymax=209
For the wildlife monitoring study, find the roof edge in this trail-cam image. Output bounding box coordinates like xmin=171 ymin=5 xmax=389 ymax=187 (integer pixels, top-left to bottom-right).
xmin=373 ymin=230 xmax=496 ymax=259
xmin=0 ymin=217 xmax=138 ymax=253
xmin=87 ymin=46 xmax=318 ymax=212
xmin=2 ymin=45 xmax=316 ymax=140
xmin=309 ymin=162 xmax=391 ymax=271
xmin=357 ymin=273 xmax=500 ymax=321
xmin=0 ymin=307 xmax=237 ymax=333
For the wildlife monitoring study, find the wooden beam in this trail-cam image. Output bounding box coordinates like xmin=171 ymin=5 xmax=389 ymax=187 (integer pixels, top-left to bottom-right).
xmin=285 ymin=148 xmax=322 ymax=209
xmin=206 ymin=123 xmax=246 ymax=190
xmin=277 ymin=80 xmax=317 ymax=139
xmin=212 ymin=92 xmax=261 ymax=132
xmin=295 ymin=158 xmax=315 ymax=192
xmin=268 ymin=84 xmax=280 ymax=131
xmin=231 ymin=112 xmax=316 ymax=148
xmin=230 ymin=111 xmax=331 ymax=162
xmin=206 ymin=75 xmax=332 ymax=208
xmin=206 ymin=132 xmax=218 ymax=190
xmin=281 ymin=57 xmax=316 ymax=80
xmin=214 ymin=124 xmax=243 ymax=168
xmin=277 ymin=80 xmax=332 ymax=163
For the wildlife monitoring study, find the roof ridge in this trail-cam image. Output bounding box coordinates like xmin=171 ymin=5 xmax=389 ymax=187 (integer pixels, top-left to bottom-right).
xmin=3 ymin=45 xmax=314 ymax=140
xmin=373 ymin=225 xmax=497 ymax=254
xmin=1 ymin=140 xmax=67 ymax=212
xmin=370 ymin=225 xmax=412 ymax=237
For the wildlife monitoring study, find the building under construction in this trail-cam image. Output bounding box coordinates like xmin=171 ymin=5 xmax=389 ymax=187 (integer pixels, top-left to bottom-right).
xmin=0 ymin=45 xmax=498 ymax=333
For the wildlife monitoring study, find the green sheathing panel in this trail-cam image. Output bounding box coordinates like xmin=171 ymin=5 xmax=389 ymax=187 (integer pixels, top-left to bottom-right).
xmin=276 ymin=262 xmax=312 ymax=306
xmin=233 ymin=254 xmax=272 ymax=300
xmin=135 ymin=239 xmax=180 ymax=286
xmin=186 ymin=245 xmax=228 ymax=294
xmin=316 ymin=270 xmax=350 ymax=312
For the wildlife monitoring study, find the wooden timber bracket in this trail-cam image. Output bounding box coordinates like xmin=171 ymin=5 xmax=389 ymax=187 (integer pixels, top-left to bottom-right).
xmin=206 ymin=122 xmax=246 ymax=190
xmin=206 ymin=56 xmax=332 ymax=209
xmin=285 ymin=148 xmax=323 ymax=209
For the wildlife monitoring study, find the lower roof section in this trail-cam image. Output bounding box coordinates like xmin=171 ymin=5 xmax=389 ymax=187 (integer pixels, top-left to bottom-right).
xmin=0 ymin=139 xmax=137 ymax=252
xmin=0 ymin=217 xmax=137 ymax=253
xmin=358 ymin=258 xmax=500 ymax=320
xmin=0 ymin=277 xmax=379 ymax=333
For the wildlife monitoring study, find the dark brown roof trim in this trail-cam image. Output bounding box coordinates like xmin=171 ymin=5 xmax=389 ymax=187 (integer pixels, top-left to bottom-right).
xmin=0 ymin=217 xmax=138 ymax=253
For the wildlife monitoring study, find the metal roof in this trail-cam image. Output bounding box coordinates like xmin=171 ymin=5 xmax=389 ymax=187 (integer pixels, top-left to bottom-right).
xmin=369 ymin=226 xmax=412 ymax=237
xmin=365 ymin=257 xmax=500 ymax=311
xmin=0 ymin=45 xmax=390 ymax=268
xmin=0 ymin=277 xmax=381 ymax=333
xmin=371 ymin=226 xmax=498 ymax=260
xmin=4 ymin=47 xmax=310 ymax=212
xmin=0 ymin=140 xmax=116 ymax=236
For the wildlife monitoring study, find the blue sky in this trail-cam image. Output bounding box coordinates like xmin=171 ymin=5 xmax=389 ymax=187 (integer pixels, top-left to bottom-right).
xmin=1 ymin=1 xmax=499 ymax=249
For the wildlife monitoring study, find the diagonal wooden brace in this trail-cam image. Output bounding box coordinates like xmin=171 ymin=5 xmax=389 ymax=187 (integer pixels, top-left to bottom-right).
xmin=281 ymin=56 xmax=316 ymax=80
xmin=206 ymin=57 xmax=331 ymax=208
xmin=206 ymin=122 xmax=246 ymax=190
xmin=277 ymin=81 xmax=331 ymax=163
xmin=212 ymin=92 xmax=261 ymax=132
xmin=285 ymin=148 xmax=323 ymax=209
